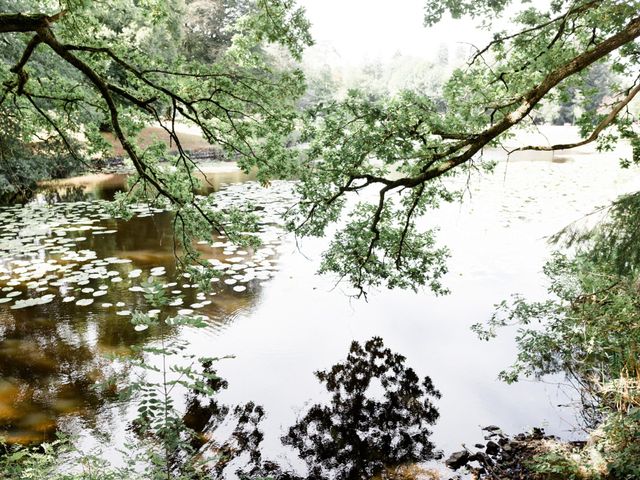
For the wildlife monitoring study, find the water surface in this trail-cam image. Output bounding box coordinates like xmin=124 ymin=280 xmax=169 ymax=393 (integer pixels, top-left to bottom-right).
xmin=0 ymin=150 xmax=638 ymax=468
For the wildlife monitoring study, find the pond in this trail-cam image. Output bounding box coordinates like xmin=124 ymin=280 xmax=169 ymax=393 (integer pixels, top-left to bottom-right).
xmin=0 ymin=150 xmax=637 ymax=473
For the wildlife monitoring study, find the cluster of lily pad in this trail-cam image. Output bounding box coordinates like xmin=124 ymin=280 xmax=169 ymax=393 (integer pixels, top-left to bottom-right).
xmin=0 ymin=181 xmax=297 ymax=325
xmin=198 ymin=181 xmax=295 ymax=294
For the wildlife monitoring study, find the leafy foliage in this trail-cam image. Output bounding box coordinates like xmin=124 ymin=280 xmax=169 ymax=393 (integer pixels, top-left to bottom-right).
xmin=553 ymin=192 xmax=640 ymax=277
xmin=423 ymin=0 xmax=511 ymax=26
xmin=287 ymin=0 xmax=640 ymax=293
xmin=526 ymin=410 xmax=640 ymax=480
xmin=474 ymin=252 xmax=640 ymax=421
xmin=472 ymin=175 xmax=640 ymax=476
xmin=0 ymin=435 xmax=125 ymax=480
xmin=181 ymin=0 xmax=254 ymax=63
xmin=0 ymin=0 xmax=310 ymax=281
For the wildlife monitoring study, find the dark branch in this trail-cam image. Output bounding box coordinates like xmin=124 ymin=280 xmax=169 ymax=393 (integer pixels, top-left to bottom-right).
xmin=35 ymin=26 xmax=177 ymax=204
xmin=510 ymin=82 xmax=640 ymax=153
xmin=0 ymin=11 xmax=65 ymax=34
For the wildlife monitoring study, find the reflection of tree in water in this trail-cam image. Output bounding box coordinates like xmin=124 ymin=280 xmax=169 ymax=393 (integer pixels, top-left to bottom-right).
xmin=283 ymin=337 xmax=441 ymax=479
xmin=39 ymin=185 xmax=91 ymax=204
xmin=132 ymin=356 xmax=269 ymax=478
xmin=0 ymin=212 xmax=267 ymax=443
xmin=0 ymin=301 xmax=149 ymax=443
xmin=211 ymin=337 xmax=441 ymax=480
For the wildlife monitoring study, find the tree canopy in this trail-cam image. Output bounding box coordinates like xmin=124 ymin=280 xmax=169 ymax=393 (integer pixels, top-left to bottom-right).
xmin=1 ymin=0 xmax=311 ymax=269
xmin=1 ymin=0 xmax=639 ymax=293
xmin=290 ymin=0 xmax=640 ymax=295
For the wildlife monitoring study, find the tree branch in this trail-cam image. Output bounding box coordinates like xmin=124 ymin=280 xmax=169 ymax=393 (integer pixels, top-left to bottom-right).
xmin=2 ymin=34 xmax=43 ymax=97
xmin=35 ymin=26 xmax=178 ymax=204
xmin=468 ymin=1 xmax=601 ymax=65
xmin=0 ymin=12 xmax=65 ymax=34
xmin=509 ymin=82 xmax=640 ymax=153
xmin=419 ymin=14 xmax=640 ymax=182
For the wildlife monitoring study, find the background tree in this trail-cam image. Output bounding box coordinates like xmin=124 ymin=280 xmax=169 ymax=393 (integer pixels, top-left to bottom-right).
xmin=181 ymin=0 xmax=254 ymax=63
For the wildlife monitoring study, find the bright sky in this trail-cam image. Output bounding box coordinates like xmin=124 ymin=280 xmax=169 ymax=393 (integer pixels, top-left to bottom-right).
xmin=298 ymin=0 xmax=490 ymax=65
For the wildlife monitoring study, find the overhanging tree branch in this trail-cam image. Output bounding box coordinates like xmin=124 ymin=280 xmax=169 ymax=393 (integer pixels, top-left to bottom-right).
xmin=509 ymin=82 xmax=640 ymax=153
xmin=416 ymin=14 xmax=640 ymax=185
xmin=293 ymin=8 xmax=640 ymax=292
xmin=469 ymin=0 xmax=602 ymax=65
xmin=33 ymin=26 xmax=178 ymax=205
xmin=0 ymin=11 xmax=64 ymax=33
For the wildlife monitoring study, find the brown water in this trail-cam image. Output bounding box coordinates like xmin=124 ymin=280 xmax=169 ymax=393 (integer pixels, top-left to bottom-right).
xmin=0 ymin=149 xmax=639 ymax=468
xmin=0 ymin=168 xmax=278 ymax=444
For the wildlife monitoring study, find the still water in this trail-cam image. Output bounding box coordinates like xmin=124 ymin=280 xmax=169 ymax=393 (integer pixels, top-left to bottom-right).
xmin=0 ymin=151 xmax=638 ymax=470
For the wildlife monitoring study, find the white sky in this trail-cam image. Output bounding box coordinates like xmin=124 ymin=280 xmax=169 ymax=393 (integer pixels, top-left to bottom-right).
xmin=298 ymin=0 xmax=490 ymax=65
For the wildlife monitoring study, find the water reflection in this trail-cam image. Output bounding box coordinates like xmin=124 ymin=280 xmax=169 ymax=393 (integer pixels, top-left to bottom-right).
xmin=0 ymin=175 xmax=289 ymax=444
xmin=0 ymin=305 xmax=119 ymax=443
xmin=210 ymin=337 xmax=440 ymax=480
xmin=171 ymin=337 xmax=441 ymax=479
xmin=280 ymin=337 xmax=441 ymax=480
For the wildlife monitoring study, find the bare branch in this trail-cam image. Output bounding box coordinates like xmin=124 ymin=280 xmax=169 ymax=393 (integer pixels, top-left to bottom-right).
xmin=396 ymin=184 xmax=425 ymax=269
xmin=22 ymin=91 xmax=91 ymax=169
xmin=9 ymin=34 xmax=42 ymax=94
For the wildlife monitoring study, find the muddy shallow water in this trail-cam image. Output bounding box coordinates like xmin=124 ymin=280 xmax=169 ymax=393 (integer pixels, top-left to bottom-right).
xmin=0 ymin=148 xmax=638 ymax=471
